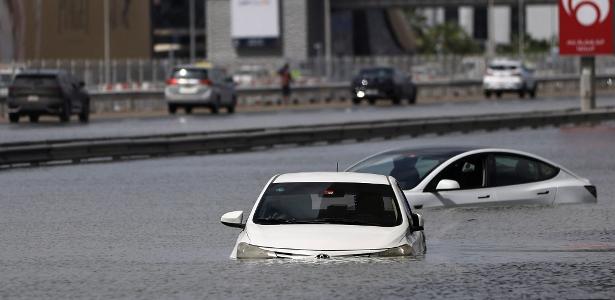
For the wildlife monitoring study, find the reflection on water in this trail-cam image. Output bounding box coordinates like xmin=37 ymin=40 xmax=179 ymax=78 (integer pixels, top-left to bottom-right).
xmin=1 ymin=123 xmax=615 ymax=298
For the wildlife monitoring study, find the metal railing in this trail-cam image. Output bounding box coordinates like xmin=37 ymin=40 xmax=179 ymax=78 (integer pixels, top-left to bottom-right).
xmin=6 ymin=54 xmax=615 ymax=89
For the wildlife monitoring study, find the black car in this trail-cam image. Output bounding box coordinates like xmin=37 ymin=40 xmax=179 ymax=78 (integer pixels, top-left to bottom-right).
xmin=351 ymin=67 xmax=417 ymax=105
xmin=7 ymin=70 xmax=90 ymax=123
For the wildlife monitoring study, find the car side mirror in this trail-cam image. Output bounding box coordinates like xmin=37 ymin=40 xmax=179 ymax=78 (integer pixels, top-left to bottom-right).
xmin=221 ymin=211 xmax=245 ymax=229
xmin=435 ymin=179 xmax=460 ymax=191
xmin=411 ymin=213 xmax=424 ymax=231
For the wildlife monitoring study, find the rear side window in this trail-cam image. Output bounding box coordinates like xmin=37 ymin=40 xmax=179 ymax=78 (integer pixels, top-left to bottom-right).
xmin=359 ymin=68 xmax=393 ymax=78
xmin=171 ymin=68 xmax=208 ymax=79
xmin=13 ymin=75 xmax=58 ymax=87
xmin=488 ymin=154 xmax=559 ymax=187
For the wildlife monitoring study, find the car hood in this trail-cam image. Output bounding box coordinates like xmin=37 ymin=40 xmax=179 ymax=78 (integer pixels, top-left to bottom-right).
xmin=246 ymin=223 xmax=407 ymax=251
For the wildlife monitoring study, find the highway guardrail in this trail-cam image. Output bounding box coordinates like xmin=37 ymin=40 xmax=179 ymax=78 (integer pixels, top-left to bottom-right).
xmin=1 ymin=107 xmax=614 ymax=169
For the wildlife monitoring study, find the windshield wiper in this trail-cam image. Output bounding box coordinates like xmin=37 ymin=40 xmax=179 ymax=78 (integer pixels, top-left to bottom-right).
xmin=313 ymin=218 xmax=384 ymax=226
xmin=253 ymin=218 xmax=327 ymax=225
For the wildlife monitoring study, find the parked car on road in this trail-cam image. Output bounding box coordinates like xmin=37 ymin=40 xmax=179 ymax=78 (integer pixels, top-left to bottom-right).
xmin=346 ymin=146 xmax=596 ymax=209
xmin=165 ymin=63 xmax=237 ymax=115
xmin=351 ymin=67 xmax=416 ymax=105
xmin=221 ymin=172 xmax=426 ymax=259
xmin=483 ymin=59 xmax=537 ymax=98
xmin=7 ymin=69 xmax=90 ymax=123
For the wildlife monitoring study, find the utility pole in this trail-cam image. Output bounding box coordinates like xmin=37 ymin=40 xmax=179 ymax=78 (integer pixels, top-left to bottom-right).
xmin=203 ymin=0 xmax=207 ymax=60
xmin=518 ymin=0 xmax=524 ymax=59
xmin=486 ymin=0 xmax=496 ymax=59
xmin=189 ymin=0 xmax=196 ymax=63
xmin=104 ymin=0 xmax=110 ymax=85
xmin=580 ymin=57 xmax=596 ymax=111
xmin=324 ymin=0 xmax=332 ymax=79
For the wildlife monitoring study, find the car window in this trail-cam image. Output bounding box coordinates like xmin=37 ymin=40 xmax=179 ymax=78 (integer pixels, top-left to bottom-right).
xmin=253 ymin=182 xmax=402 ymax=227
xmin=488 ymin=154 xmax=559 ymax=187
xmin=171 ymin=68 xmax=208 ymax=80
xmin=427 ymin=154 xmax=485 ymax=191
xmin=348 ymin=151 xmax=458 ymax=190
xmin=359 ymin=68 xmax=393 ymax=78
xmin=13 ymin=75 xmax=59 ymax=87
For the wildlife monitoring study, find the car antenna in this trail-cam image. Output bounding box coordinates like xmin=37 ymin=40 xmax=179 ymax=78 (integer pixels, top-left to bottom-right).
xmin=336 ymin=161 xmax=339 ymax=172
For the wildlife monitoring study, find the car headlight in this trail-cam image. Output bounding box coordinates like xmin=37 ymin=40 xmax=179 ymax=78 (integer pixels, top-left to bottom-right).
xmin=236 ymin=242 xmax=277 ymax=259
xmin=370 ymin=244 xmax=414 ymax=257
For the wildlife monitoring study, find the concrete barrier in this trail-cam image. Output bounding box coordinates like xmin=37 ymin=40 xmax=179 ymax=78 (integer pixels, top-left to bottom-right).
xmin=1 ymin=107 xmax=614 ymax=169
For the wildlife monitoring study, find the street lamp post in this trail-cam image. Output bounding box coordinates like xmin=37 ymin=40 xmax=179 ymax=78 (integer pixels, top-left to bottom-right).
xmin=324 ymin=0 xmax=332 ymax=79
xmin=189 ymin=0 xmax=196 ymax=63
xmin=486 ymin=0 xmax=496 ymax=59
xmin=104 ymin=0 xmax=110 ymax=85
xmin=518 ymin=0 xmax=524 ymax=59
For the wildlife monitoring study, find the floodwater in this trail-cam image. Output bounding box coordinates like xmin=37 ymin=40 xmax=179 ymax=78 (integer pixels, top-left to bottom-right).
xmin=1 ymin=123 xmax=614 ymax=299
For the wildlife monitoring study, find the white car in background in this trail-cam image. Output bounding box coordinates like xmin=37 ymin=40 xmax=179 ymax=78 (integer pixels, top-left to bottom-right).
xmin=165 ymin=63 xmax=237 ymax=115
xmin=346 ymin=147 xmax=597 ymax=209
xmin=483 ymin=59 xmax=537 ymax=98
xmin=220 ymin=172 xmax=426 ymax=259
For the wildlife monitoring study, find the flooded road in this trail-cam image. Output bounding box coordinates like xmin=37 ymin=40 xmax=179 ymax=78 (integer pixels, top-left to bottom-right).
xmin=1 ymin=123 xmax=614 ymax=299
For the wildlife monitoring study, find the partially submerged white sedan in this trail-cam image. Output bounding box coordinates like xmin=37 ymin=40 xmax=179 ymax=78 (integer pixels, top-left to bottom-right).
xmin=220 ymin=172 xmax=426 ymax=259
xmin=346 ymin=147 xmax=597 ymax=209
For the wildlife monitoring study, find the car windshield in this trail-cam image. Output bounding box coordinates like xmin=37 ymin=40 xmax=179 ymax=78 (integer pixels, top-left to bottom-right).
xmin=347 ymin=150 xmax=462 ymax=190
xmin=171 ymin=68 xmax=208 ymax=79
xmin=359 ymin=68 xmax=392 ymax=78
xmin=489 ymin=64 xmax=519 ymax=71
xmin=12 ymin=75 xmax=58 ymax=87
xmin=253 ymin=182 xmax=402 ymax=227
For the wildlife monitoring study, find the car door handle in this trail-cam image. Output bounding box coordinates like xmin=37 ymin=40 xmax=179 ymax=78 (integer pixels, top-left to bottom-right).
xmin=478 ymin=195 xmax=490 ymax=199
xmin=537 ymin=191 xmax=550 ymax=195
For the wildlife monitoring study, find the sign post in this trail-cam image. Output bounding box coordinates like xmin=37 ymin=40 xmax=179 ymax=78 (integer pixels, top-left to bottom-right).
xmin=559 ymin=0 xmax=614 ymax=111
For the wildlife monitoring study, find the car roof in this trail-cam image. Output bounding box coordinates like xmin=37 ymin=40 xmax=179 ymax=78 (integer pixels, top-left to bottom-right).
xmin=16 ymin=69 xmax=66 ymax=76
xmin=373 ymin=146 xmax=481 ymax=157
xmin=360 ymin=67 xmax=393 ymax=72
xmin=489 ymin=59 xmax=521 ymax=66
xmin=274 ymin=172 xmax=390 ymax=185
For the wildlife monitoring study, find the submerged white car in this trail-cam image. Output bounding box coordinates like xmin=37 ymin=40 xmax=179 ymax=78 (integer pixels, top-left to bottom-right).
xmin=346 ymin=147 xmax=597 ymax=209
xmin=220 ymin=172 xmax=426 ymax=259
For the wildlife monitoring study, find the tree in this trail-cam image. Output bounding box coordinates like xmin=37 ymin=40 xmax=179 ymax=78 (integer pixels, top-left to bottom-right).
xmin=403 ymin=9 xmax=480 ymax=55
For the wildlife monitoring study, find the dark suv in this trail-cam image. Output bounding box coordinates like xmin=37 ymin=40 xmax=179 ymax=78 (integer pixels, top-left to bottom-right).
xmin=7 ymin=70 xmax=90 ymax=123
xmin=351 ymin=67 xmax=416 ymax=105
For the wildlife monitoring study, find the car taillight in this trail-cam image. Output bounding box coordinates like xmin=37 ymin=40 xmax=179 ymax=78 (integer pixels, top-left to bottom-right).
xmin=166 ymin=78 xmax=178 ymax=85
xmin=200 ymin=79 xmax=212 ymax=85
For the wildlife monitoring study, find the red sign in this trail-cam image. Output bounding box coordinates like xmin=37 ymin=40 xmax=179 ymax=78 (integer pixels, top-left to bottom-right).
xmin=559 ymin=0 xmax=614 ymax=55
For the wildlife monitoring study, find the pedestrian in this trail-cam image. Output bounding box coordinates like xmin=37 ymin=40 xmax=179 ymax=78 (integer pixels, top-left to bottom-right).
xmin=278 ymin=63 xmax=292 ymax=105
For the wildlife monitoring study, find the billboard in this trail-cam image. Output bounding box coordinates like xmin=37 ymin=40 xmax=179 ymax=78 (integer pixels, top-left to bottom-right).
xmin=559 ymin=0 xmax=614 ymax=55
xmin=231 ymin=0 xmax=279 ymax=47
